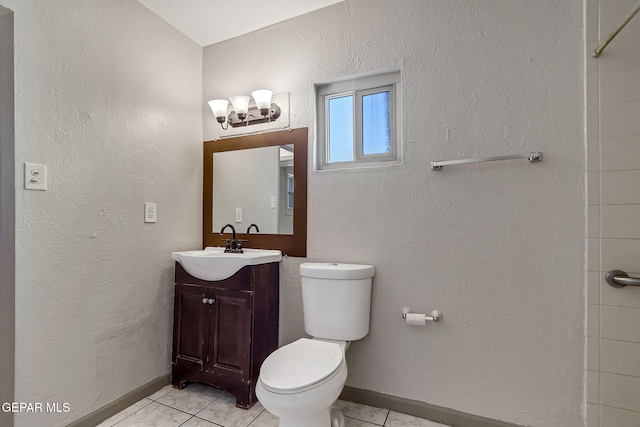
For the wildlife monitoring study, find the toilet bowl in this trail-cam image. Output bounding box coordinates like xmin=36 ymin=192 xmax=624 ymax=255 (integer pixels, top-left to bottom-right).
xmin=256 ymin=338 xmax=348 ymax=427
xmin=256 ymin=262 xmax=375 ymax=427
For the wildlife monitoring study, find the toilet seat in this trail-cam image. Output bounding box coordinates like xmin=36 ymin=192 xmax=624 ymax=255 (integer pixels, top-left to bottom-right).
xmin=259 ymin=338 xmax=344 ymax=395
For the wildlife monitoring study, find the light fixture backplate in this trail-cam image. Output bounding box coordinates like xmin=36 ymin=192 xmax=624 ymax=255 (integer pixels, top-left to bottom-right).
xmin=228 ymin=103 xmax=281 ymax=128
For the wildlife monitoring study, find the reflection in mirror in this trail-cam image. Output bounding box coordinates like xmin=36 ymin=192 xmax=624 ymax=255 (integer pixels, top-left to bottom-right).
xmin=203 ymin=128 xmax=307 ymax=257
xmin=212 ymin=145 xmax=294 ymax=234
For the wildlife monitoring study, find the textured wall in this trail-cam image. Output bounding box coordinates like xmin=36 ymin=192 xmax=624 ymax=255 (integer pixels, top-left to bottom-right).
xmin=3 ymin=1 xmax=203 ymax=426
xmin=203 ymin=1 xmax=585 ymax=426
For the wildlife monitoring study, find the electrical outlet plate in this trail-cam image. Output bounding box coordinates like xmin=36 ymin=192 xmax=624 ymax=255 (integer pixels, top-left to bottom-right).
xmin=144 ymin=202 xmax=157 ymax=223
xmin=24 ymin=163 xmax=47 ymax=191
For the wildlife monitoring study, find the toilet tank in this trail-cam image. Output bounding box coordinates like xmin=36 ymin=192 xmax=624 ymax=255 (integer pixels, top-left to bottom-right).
xmin=300 ymin=263 xmax=375 ymax=341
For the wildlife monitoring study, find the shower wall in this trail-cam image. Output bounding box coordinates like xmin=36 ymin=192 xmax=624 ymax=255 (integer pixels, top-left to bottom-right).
xmin=585 ymin=0 xmax=640 ymax=425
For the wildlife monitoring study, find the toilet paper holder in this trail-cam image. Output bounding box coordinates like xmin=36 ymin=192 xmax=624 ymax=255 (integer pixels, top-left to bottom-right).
xmin=402 ymin=307 xmax=442 ymax=322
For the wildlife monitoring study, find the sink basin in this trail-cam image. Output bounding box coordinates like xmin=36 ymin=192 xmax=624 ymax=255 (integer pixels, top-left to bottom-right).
xmin=171 ymin=247 xmax=282 ymax=281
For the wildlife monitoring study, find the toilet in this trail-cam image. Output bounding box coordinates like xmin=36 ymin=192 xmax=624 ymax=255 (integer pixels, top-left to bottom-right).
xmin=256 ymin=262 xmax=375 ymax=427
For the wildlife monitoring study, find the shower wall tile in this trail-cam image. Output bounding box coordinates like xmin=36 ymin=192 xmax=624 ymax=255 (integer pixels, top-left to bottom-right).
xmin=587 ymin=74 xmax=600 ymax=107
xmin=601 ymin=170 xmax=640 ymax=204
xmin=588 ymin=238 xmax=601 ymax=272
xmin=600 ymin=0 xmax=640 ymax=37
xmin=588 ymin=206 xmax=600 ymax=239
xmin=588 ymin=2 xmax=640 ymax=425
xmin=601 ymin=238 xmax=640 ymax=274
xmin=601 ymin=278 xmax=640 ymax=308
xmin=600 ymin=101 xmax=640 ymax=138
xmin=598 ymin=33 xmax=640 ymax=73
xmin=600 ymin=135 xmax=640 ymax=171
xmin=588 ymin=304 xmax=600 ymax=338
xmin=601 ymin=305 xmax=640 ymax=342
xmin=600 ymin=372 xmax=640 ymax=412
xmin=587 ymin=172 xmax=600 ymax=206
xmin=601 ymin=205 xmax=640 ymax=238
xmin=587 ymin=370 xmax=600 ymax=404
xmin=600 ymin=67 xmax=640 ymax=105
xmin=587 ymin=403 xmax=599 ymax=427
xmin=586 ymin=0 xmax=599 ymax=42
xmin=587 ymin=106 xmax=600 ymax=139
xmin=601 ymin=338 xmax=640 ymax=377
xmin=588 ymin=337 xmax=600 ymax=371
xmin=587 ymin=138 xmax=600 ymax=171
xmin=588 ymin=272 xmax=601 ymax=305
xmin=586 ymin=2 xmax=600 ymax=425
xmin=586 ymin=51 xmax=600 ymax=76
xmin=600 ymin=405 xmax=640 ymax=427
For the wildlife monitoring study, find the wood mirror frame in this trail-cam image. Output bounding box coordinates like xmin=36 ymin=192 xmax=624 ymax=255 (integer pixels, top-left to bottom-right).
xmin=203 ymin=128 xmax=307 ymax=257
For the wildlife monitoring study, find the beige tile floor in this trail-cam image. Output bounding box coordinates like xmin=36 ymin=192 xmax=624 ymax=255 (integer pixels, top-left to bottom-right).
xmin=96 ymin=382 xmax=451 ymax=427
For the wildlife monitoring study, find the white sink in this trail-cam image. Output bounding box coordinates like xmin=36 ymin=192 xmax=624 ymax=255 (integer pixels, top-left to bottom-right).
xmin=171 ymin=247 xmax=282 ymax=281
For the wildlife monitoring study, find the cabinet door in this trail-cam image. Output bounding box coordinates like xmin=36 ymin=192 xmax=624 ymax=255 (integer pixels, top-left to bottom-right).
xmin=207 ymin=289 xmax=253 ymax=380
xmin=173 ymin=284 xmax=208 ymax=371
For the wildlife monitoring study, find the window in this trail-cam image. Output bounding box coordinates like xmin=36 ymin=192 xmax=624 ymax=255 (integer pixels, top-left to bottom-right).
xmin=315 ymin=71 xmax=401 ymax=170
xmin=286 ymin=172 xmax=294 ymax=214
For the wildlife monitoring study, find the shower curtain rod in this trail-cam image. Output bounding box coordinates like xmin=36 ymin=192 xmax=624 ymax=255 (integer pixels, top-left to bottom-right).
xmin=592 ymin=0 xmax=640 ymax=58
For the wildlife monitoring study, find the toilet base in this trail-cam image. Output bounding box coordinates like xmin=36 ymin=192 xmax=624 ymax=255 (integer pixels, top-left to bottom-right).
xmin=330 ymin=408 xmax=345 ymax=427
xmin=277 ymin=408 xmax=330 ymax=427
xmin=275 ymin=407 xmax=344 ymax=427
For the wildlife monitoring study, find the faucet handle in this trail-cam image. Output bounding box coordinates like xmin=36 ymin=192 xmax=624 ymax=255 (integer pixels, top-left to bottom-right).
xmin=220 ymin=238 xmax=231 ymax=249
xmin=237 ymin=239 xmax=248 ymax=249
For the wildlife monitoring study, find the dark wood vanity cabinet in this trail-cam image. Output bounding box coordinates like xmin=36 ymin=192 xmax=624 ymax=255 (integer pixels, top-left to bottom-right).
xmin=171 ymin=261 xmax=279 ymax=408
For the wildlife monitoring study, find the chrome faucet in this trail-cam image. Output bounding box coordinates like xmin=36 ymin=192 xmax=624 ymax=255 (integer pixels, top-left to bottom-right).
xmin=247 ymin=224 xmax=259 ymax=234
xmin=220 ymin=224 xmax=243 ymax=253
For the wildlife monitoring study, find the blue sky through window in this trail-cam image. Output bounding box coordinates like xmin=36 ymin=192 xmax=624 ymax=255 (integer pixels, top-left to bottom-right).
xmin=362 ymin=91 xmax=391 ymax=155
xmin=328 ymin=95 xmax=354 ymax=163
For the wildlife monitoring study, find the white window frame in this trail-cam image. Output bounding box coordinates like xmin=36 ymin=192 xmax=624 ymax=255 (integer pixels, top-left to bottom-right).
xmin=286 ymin=172 xmax=294 ymax=215
xmin=315 ymin=71 xmax=402 ymax=171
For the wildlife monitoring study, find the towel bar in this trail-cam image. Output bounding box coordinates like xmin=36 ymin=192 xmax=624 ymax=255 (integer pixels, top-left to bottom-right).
xmin=431 ymin=152 xmax=542 ymax=171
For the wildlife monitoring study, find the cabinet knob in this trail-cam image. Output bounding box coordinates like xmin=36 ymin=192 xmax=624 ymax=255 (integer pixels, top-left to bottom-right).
xmin=208 ymin=298 xmax=215 ymax=304
xmin=202 ymin=298 xmax=208 ymax=304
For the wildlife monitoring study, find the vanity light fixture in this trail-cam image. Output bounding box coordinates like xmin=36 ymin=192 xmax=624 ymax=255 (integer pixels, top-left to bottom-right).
xmin=208 ymin=90 xmax=281 ymax=129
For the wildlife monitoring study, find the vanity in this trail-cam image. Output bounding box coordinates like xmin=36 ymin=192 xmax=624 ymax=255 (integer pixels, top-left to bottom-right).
xmin=171 ymin=248 xmax=281 ymax=408
xmin=170 ymin=128 xmax=308 ymax=408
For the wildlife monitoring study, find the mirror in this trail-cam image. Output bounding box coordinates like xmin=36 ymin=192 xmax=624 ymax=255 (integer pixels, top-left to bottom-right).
xmin=212 ymin=145 xmax=294 ymax=234
xmin=204 ymin=128 xmax=307 ymax=257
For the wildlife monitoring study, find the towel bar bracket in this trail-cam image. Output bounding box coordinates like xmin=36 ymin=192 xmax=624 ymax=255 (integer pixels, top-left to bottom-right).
xmin=606 ymin=270 xmax=640 ymax=288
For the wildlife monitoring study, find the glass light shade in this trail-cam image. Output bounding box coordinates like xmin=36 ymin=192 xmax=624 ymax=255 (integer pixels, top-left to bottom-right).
xmin=208 ymin=99 xmax=229 ymax=118
xmin=251 ymin=90 xmax=273 ymax=110
xmin=229 ymin=95 xmax=251 ymax=115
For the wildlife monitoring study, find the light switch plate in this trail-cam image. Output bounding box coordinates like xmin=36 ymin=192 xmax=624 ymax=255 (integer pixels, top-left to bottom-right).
xmin=235 ymin=208 xmax=242 ymax=223
xmin=144 ymin=202 xmax=157 ymax=223
xmin=24 ymin=163 xmax=47 ymax=191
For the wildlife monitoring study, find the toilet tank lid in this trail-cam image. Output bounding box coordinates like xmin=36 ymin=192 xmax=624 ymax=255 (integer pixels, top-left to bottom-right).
xmin=300 ymin=262 xmax=375 ymax=280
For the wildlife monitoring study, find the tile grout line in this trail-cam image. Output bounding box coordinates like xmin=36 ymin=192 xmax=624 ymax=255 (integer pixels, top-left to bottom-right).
xmin=344 ymin=414 xmax=385 ymax=426
xmin=383 ymin=408 xmax=390 ymax=426
xmin=191 ymin=414 xmax=227 ymax=426
xmin=245 ymin=407 xmax=266 ymax=426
